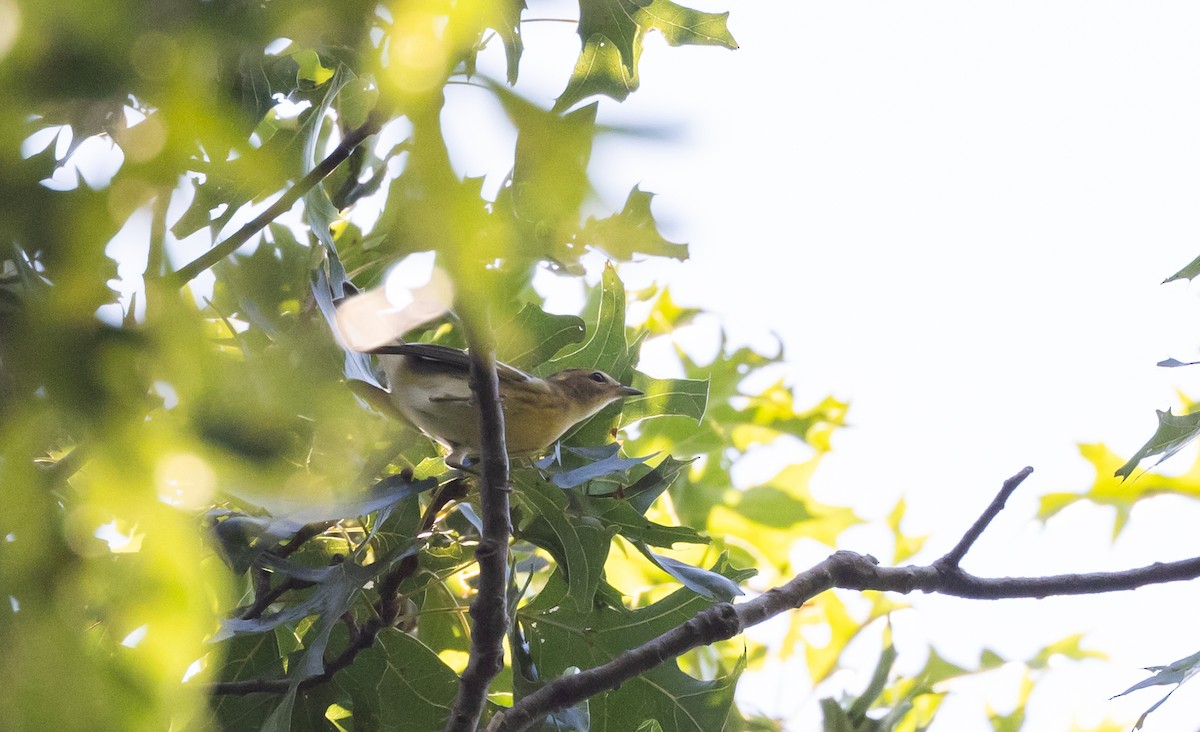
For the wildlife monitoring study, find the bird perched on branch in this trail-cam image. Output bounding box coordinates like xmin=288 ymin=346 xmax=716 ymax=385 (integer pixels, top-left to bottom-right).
xmin=371 ymin=342 xmax=642 ymax=468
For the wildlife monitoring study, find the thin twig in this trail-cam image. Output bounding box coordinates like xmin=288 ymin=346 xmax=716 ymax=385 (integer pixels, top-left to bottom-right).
xmin=445 ymin=307 xmax=512 ymax=732
xmin=210 ymin=613 xmax=391 ymax=695
xmin=935 ymin=466 xmax=1034 ymax=569
xmin=210 ymin=477 xmax=461 ymax=696
xmin=168 ymin=112 xmax=384 ymax=288
xmin=38 ymin=444 xmax=88 ymax=485
xmin=276 ymin=521 xmax=337 ymax=558
xmin=237 ymin=576 xmax=316 ymax=621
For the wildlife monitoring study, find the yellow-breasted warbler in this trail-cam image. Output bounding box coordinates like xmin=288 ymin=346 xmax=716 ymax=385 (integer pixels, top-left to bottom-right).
xmin=372 ymin=343 xmax=642 ymax=468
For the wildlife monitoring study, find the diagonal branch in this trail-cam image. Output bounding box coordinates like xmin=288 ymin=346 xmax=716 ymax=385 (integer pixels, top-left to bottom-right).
xmin=168 ymin=112 xmax=384 ymax=289
xmin=488 ymin=468 xmax=1200 ymax=732
xmin=445 ymin=305 xmax=512 ymax=732
xmin=935 ymin=465 xmax=1033 ymax=569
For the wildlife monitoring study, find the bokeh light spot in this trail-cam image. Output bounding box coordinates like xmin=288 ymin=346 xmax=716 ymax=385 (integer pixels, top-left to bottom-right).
xmin=0 ymin=0 xmax=19 ymax=61
xmin=155 ymin=453 xmax=217 ymax=509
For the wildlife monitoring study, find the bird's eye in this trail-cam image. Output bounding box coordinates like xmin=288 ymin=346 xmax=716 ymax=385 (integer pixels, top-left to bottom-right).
xmin=589 ymin=371 xmax=606 ymax=383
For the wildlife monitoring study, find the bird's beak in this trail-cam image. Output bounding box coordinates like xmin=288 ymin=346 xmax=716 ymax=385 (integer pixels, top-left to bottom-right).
xmin=617 ymin=385 xmax=643 ymax=397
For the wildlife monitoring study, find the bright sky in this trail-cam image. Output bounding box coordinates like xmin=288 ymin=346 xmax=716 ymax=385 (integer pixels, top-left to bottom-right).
xmin=439 ymin=1 xmax=1200 ymax=729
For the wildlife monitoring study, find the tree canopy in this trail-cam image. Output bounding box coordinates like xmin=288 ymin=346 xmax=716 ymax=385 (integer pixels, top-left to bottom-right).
xmin=4 ymin=1 xmax=1200 ymax=731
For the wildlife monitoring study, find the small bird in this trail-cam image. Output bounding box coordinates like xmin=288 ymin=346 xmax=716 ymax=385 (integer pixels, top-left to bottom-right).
xmin=371 ymin=343 xmax=643 ymax=468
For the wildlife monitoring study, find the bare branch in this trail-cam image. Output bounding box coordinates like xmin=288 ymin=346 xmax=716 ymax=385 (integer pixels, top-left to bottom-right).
xmin=168 ymin=113 xmax=384 ymax=289
xmin=936 ymin=466 xmax=1034 ymax=569
xmin=491 ymin=479 xmax=1200 ymax=732
xmin=446 ymin=308 xmax=512 ymax=732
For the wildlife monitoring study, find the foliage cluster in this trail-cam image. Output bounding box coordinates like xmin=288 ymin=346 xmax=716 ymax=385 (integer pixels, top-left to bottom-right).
xmin=4 ymin=1 xmax=1199 ymax=731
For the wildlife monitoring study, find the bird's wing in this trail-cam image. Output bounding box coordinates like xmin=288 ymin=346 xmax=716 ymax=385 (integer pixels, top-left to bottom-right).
xmin=370 ymin=342 xmax=535 ymax=383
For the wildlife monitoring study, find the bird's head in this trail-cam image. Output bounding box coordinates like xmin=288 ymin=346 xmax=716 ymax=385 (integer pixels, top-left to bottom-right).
xmin=544 ymin=368 xmax=643 ymax=419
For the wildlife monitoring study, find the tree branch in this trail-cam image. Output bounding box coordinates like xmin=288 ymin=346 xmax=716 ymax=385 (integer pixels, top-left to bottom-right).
xmin=209 ymin=476 xmax=462 ymax=696
xmin=446 ymin=308 xmax=512 ymax=732
xmin=168 ymin=113 xmax=384 ymax=289
xmin=488 ymin=468 xmax=1200 ymax=732
xmin=935 ymin=465 xmax=1033 ymax=569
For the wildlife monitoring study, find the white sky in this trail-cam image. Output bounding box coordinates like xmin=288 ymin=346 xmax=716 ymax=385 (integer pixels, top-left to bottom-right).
xmin=439 ymin=1 xmax=1200 ymax=730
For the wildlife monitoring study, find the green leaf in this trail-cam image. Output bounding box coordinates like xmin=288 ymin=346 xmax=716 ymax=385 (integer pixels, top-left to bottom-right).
xmin=171 ymin=174 xmax=239 ymax=240
xmin=303 ymin=68 xmax=354 ymax=255
xmin=210 ymin=634 xmax=289 ymax=728
xmin=292 ymin=49 xmax=335 ymax=87
xmin=511 ymin=619 xmax=591 ymax=732
xmin=513 ymin=476 xmax=613 ymax=611
xmin=336 ymin=76 xmax=379 ymax=130
xmin=208 ymin=223 xmax=316 ymax=331
xmin=1041 ymin=440 xmax=1200 ymax=539
xmin=471 ymin=0 xmax=527 ymax=84
xmin=547 ymin=263 xmax=635 ymax=378
xmin=556 ymin=0 xmax=738 ymax=111
xmin=211 ymin=632 xmax=353 ymax=732
xmin=707 ymin=460 xmax=860 ymax=563
xmin=555 ymin=35 xmax=636 ymax=112
xmin=623 ymin=455 xmax=693 ymax=514
xmin=545 ymin=264 xmax=644 ymax=447
xmin=332 ymin=629 xmax=460 ymax=731
xmin=846 ymin=641 xmax=899 ymax=721
xmin=1027 ymin=634 xmax=1106 ymax=668
xmin=412 ymin=547 xmax=474 ymax=655
xmin=1164 ymin=254 xmax=1200 ymax=283
xmin=581 ymin=186 xmax=688 ymax=261
xmin=496 ymin=86 xmax=599 ymax=262
xmin=1115 ymin=407 xmax=1200 ymax=479
xmin=218 ymin=545 xmax=419 ymax=680
xmin=634 ymin=543 xmax=743 ymax=601
xmin=520 ymin=562 xmax=751 ymax=731
xmin=1112 ymin=648 xmax=1200 ymax=730
xmin=540 ymin=444 xmax=654 ymax=489
xmin=210 ymin=472 xmax=437 ymax=553
xmin=494 ymin=302 xmax=586 ymax=370
xmin=592 ymin=498 xmax=708 ymax=548
xmin=642 ymin=288 xmax=701 ymax=335
xmin=621 ymin=370 xmax=708 ymax=425
xmin=886 ymin=498 xmax=928 ymax=564
xmin=818 ymin=698 xmax=855 ymax=732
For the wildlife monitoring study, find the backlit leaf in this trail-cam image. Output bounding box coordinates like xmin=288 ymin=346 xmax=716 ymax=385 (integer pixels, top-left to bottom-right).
xmin=494 ymin=302 xmax=586 ymax=370
xmin=556 ymin=0 xmax=738 ymax=111
xmin=581 ymin=186 xmax=688 ymax=262
xmin=621 ymin=370 xmax=708 ymax=425
xmin=1040 ymin=442 xmax=1200 ymax=540
xmin=1115 ymin=407 xmax=1200 ymax=480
